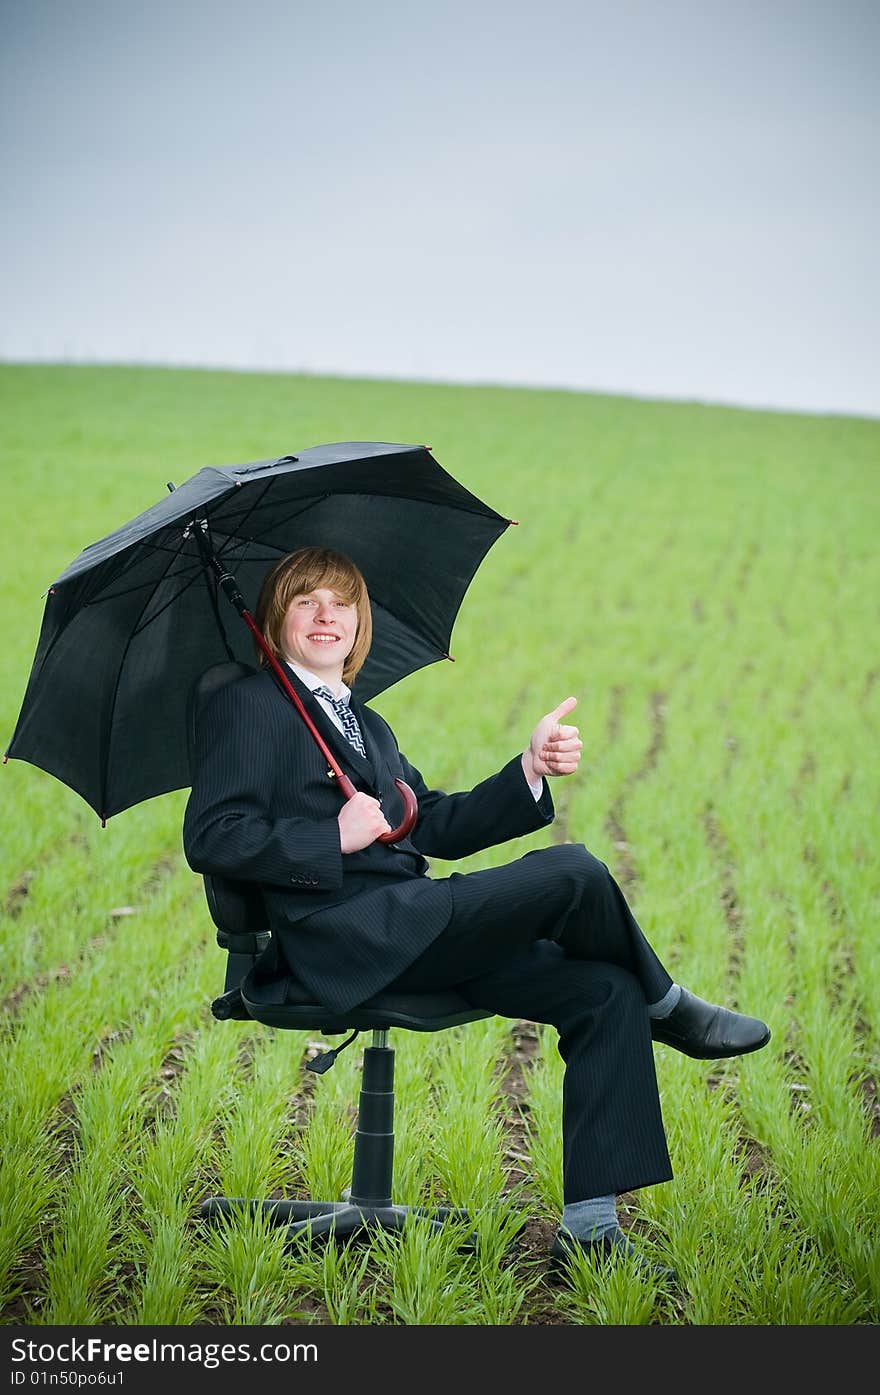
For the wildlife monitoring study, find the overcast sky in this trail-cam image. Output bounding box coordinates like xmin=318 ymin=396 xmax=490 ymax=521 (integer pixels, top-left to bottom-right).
xmin=2 ymin=0 xmax=878 ymax=417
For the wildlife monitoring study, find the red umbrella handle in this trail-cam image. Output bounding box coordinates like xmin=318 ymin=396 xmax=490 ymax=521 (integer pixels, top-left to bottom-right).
xmin=385 ymin=777 xmax=419 ymax=844
xmin=240 ymin=610 xmax=419 ymax=843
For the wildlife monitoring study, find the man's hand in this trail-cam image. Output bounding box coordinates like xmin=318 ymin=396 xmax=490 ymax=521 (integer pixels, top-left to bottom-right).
xmin=522 ymin=696 xmax=582 ymax=784
xmin=338 ymin=791 xmax=392 ymax=852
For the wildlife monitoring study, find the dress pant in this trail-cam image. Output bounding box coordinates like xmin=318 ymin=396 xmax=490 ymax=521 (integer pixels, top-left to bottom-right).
xmin=385 ymin=843 xmax=674 ymax=1200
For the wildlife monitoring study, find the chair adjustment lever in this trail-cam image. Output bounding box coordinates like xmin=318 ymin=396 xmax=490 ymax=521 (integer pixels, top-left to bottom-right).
xmin=211 ymin=987 xmax=250 ymax=1021
xmin=306 ymin=1029 xmax=360 ymax=1074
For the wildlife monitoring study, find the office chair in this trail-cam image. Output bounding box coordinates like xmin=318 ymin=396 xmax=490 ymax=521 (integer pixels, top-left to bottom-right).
xmin=190 ymin=661 xmax=495 ymax=1248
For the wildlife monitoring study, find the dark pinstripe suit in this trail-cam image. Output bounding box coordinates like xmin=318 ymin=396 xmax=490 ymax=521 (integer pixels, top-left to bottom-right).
xmin=184 ymin=666 xmax=673 ymax=1199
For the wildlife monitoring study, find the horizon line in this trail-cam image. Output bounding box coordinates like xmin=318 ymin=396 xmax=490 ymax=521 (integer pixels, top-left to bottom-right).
xmin=1 ymin=354 xmax=878 ymax=425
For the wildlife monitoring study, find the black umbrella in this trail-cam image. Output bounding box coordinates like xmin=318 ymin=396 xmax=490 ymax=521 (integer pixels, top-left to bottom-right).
xmin=5 ymin=441 xmax=513 ymax=823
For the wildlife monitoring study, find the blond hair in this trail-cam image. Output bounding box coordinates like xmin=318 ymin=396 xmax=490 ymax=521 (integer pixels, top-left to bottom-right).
xmin=254 ymin=547 xmax=373 ymax=686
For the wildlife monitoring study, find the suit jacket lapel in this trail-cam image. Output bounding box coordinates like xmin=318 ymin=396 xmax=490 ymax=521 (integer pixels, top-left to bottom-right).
xmin=353 ymin=701 xmax=421 ymax=839
xmin=355 ymin=699 xmax=403 ymax=790
xmin=271 ymin=665 xmax=377 ymax=784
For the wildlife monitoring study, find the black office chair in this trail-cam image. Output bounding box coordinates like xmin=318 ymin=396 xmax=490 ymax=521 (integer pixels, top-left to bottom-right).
xmin=190 ymin=662 xmax=495 ymax=1248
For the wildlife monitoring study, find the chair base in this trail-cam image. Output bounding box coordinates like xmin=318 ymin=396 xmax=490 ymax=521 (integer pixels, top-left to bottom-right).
xmin=201 ymin=1196 xmax=477 ymax=1249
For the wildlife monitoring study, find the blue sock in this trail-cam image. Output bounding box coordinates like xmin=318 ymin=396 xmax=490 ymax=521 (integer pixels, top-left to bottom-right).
xmin=647 ymin=982 xmax=681 ymax=1019
xmin=561 ymin=1195 xmax=619 ymax=1242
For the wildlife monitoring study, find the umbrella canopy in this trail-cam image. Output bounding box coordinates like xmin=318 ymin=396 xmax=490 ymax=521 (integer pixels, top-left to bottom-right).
xmin=6 ymin=442 xmax=512 ymax=820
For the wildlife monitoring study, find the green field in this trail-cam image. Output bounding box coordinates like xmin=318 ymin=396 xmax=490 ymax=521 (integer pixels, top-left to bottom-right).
xmin=1 ymin=363 xmax=877 ymax=1326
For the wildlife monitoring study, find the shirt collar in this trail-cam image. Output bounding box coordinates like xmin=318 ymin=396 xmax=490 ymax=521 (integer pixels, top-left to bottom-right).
xmin=285 ymin=660 xmax=352 ymax=704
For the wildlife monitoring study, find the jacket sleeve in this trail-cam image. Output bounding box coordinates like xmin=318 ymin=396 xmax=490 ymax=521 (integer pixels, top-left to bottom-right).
xmin=396 ymin=747 xmax=555 ymax=861
xmin=182 ymin=679 xmax=343 ymax=892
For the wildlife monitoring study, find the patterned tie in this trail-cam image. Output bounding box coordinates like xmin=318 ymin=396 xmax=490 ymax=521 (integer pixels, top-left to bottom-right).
xmin=313 ymin=685 xmax=367 ymax=758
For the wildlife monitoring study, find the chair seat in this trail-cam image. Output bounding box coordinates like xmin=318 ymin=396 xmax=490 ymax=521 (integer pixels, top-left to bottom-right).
xmin=241 ymin=977 xmax=494 ymax=1034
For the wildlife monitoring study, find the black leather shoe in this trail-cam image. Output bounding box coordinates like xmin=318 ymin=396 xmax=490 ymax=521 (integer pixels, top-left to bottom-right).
xmin=550 ymin=1227 xmax=676 ymax=1283
xmin=650 ymin=987 xmax=771 ymax=1059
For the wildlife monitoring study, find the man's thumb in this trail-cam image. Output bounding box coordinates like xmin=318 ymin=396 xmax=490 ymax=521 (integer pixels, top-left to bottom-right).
xmin=549 ymin=696 xmax=578 ymax=721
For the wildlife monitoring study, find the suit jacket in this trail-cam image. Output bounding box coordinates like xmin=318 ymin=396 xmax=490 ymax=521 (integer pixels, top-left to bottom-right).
xmin=183 ymin=666 xmax=555 ymax=1012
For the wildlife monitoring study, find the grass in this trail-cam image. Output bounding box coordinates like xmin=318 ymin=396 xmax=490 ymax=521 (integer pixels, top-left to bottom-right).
xmin=0 ymin=362 xmax=877 ymax=1326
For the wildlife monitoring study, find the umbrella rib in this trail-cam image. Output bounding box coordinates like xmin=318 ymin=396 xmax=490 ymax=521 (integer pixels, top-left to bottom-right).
xmin=212 ymin=491 xmax=506 ymax=656
xmin=129 ymin=570 xmax=211 ymax=636
xmin=212 ymin=488 xmax=500 ymax=534
xmin=210 ymin=476 xmax=278 ymax=540
xmin=201 ymin=514 xmax=239 ymax=660
xmin=128 ymin=551 xmax=255 ymax=635
xmin=211 ymin=497 xmax=328 ymax=549
xmin=128 ymin=528 xmax=286 ymax=636
xmin=74 ymin=533 xmax=280 ymax=611
xmin=88 ymin=518 xmax=274 ymax=578
xmin=212 ymin=530 xmax=274 ymax=596
xmin=81 ymin=560 xmax=205 ymax=607
xmin=99 ymin=520 xmax=269 ymax=811
xmin=63 ymin=484 xmax=505 ymax=641
xmin=126 ymin=533 xmax=280 ymax=636
xmin=96 ymin=521 xmax=199 ymax=814
xmin=22 ymin=547 xmax=200 ymax=699
xmin=76 ymin=532 xmax=208 ymax=578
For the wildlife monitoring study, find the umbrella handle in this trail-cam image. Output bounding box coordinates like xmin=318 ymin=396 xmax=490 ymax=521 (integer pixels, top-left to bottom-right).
xmin=329 ymin=770 xmax=418 ymax=844
xmin=234 ymin=606 xmax=420 ymax=844
xmin=379 ymin=778 xmax=419 ymax=843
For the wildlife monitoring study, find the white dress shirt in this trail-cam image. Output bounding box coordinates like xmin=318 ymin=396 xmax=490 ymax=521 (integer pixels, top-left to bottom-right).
xmin=286 ymin=660 xmax=543 ymax=800
xmin=286 ymin=661 xmax=355 ymax=737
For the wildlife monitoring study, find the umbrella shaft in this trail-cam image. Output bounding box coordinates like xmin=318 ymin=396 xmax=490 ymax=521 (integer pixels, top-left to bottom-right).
xmin=193 ymin=530 xmax=353 ymax=792
xmin=198 ymin=530 xmax=416 ymax=841
xmin=239 ymin=611 xmax=356 ymax=798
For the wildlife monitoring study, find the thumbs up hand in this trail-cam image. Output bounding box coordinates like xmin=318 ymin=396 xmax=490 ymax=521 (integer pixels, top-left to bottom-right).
xmin=522 ymin=696 xmax=582 ymax=783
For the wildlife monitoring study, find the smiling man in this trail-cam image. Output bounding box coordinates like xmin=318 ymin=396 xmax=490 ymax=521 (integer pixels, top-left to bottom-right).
xmin=281 ymin=586 xmax=359 ymax=677
xmin=184 ymin=545 xmax=770 ymax=1278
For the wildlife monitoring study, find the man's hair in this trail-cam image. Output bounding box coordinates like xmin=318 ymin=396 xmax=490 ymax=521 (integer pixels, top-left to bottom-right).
xmin=254 ymin=547 xmax=373 ymax=685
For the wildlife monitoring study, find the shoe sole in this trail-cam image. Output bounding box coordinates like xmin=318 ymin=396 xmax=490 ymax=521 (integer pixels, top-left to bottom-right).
xmin=653 ymin=1026 xmax=771 ymax=1060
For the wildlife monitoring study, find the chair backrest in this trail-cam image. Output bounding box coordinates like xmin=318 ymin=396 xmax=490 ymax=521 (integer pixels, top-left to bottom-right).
xmin=186 ymin=659 xmax=256 ymax=771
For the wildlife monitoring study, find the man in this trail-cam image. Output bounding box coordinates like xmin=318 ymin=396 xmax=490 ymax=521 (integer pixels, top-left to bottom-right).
xmin=184 ymin=546 xmax=770 ymax=1275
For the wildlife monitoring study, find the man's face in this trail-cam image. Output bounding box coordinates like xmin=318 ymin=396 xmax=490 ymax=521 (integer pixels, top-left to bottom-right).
xmin=280 ymin=586 xmax=358 ymax=684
